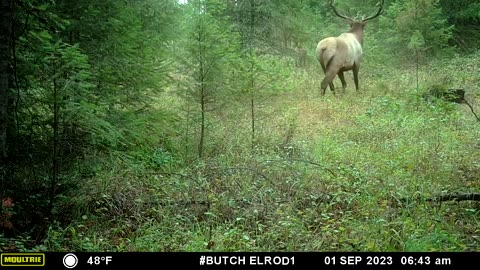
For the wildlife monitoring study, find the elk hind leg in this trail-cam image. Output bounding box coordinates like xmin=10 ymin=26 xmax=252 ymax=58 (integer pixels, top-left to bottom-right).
xmin=320 ymin=63 xmax=332 ymax=95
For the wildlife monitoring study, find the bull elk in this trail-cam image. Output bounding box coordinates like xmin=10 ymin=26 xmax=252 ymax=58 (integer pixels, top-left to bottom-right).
xmin=316 ymin=0 xmax=384 ymax=95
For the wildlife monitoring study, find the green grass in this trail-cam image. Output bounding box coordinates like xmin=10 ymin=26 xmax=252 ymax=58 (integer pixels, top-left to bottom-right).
xmin=34 ymin=52 xmax=480 ymax=252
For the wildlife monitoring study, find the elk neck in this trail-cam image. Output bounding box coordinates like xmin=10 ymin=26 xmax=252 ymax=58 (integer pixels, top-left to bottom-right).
xmin=348 ymin=23 xmax=365 ymax=45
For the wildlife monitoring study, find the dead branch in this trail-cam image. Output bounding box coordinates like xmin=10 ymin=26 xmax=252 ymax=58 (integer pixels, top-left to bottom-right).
xmin=426 ymin=192 xmax=480 ymax=202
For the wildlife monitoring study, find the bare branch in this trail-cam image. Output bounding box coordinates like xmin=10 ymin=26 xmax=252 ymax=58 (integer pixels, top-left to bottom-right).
xmin=463 ymin=98 xmax=480 ymax=122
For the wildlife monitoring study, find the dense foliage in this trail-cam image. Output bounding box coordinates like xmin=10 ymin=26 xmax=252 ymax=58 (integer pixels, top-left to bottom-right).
xmin=0 ymin=0 xmax=479 ymax=252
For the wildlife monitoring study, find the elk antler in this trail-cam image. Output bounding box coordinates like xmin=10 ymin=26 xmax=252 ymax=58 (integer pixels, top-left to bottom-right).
xmin=329 ymin=0 xmax=354 ymax=22
xmin=361 ymin=0 xmax=385 ymax=22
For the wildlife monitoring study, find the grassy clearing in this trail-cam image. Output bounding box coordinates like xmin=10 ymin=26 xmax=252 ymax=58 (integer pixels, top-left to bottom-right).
xmin=36 ymin=53 xmax=480 ymax=252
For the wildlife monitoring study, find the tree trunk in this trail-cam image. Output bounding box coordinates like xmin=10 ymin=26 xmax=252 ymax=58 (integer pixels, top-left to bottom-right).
xmin=251 ymin=94 xmax=255 ymax=149
xmin=0 ymin=0 xmax=13 ymax=161
xmin=249 ymin=0 xmax=255 ymax=150
xmin=197 ymin=19 xmax=206 ymax=159
xmin=50 ymin=62 xmax=59 ymax=213
xmin=0 ymin=0 xmax=12 ymax=194
xmin=199 ymin=86 xmax=205 ymax=159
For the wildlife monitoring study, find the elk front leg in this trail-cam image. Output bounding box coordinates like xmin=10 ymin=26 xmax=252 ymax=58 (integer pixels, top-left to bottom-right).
xmin=329 ymin=82 xmax=335 ymax=92
xmin=338 ymin=71 xmax=347 ymax=93
xmin=353 ymin=64 xmax=360 ymax=92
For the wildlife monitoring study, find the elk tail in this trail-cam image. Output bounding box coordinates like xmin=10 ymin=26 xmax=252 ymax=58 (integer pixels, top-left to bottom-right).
xmin=319 ymin=43 xmax=336 ymax=71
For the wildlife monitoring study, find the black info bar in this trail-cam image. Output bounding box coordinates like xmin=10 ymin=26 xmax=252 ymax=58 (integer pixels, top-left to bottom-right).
xmin=0 ymin=252 xmax=478 ymax=269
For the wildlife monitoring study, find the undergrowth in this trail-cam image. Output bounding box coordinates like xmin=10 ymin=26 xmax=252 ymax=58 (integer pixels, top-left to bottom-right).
xmin=7 ymin=52 xmax=479 ymax=253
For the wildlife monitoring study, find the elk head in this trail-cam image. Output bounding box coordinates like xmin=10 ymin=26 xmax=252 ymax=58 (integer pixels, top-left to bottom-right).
xmin=316 ymin=0 xmax=384 ymax=95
